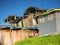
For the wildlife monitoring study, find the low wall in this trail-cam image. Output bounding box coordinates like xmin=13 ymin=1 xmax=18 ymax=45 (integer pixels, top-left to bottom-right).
xmin=0 ymin=28 xmax=39 ymax=45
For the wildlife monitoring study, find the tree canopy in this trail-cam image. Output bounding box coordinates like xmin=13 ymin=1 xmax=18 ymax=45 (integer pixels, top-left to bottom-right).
xmin=24 ymin=7 xmax=40 ymax=15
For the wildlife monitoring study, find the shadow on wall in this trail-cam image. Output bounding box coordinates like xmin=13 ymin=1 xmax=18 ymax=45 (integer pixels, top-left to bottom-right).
xmin=0 ymin=41 xmax=2 ymax=45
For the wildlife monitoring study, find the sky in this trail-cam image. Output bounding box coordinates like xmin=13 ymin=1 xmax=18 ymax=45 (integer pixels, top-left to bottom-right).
xmin=0 ymin=0 xmax=60 ymax=25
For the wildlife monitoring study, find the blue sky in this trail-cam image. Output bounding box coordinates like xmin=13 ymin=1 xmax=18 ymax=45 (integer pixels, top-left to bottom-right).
xmin=0 ymin=0 xmax=60 ymax=25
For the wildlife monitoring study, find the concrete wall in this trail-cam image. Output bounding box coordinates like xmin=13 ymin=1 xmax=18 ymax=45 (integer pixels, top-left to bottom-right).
xmin=0 ymin=30 xmax=4 ymax=45
xmin=2 ymin=29 xmax=12 ymax=45
xmin=55 ymin=12 xmax=60 ymax=33
xmin=11 ymin=30 xmax=22 ymax=43
xmin=38 ymin=13 xmax=57 ymax=36
xmin=0 ymin=29 xmax=23 ymax=45
xmin=0 ymin=28 xmax=38 ymax=45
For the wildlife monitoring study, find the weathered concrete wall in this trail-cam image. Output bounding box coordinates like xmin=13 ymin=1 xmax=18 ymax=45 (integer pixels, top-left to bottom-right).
xmin=0 ymin=28 xmax=38 ymax=45
xmin=38 ymin=13 xmax=57 ymax=36
xmin=55 ymin=12 xmax=60 ymax=33
xmin=0 ymin=30 xmax=3 ymax=45
xmin=28 ymin=30 xmax=34 ymax=37
xmin=0 ymin=29 xmax=22 ymax=45
xmin=11 ymin=30 xmax=22 ymax=44
xmin=2 ymin=29 xmax=11 ymax=45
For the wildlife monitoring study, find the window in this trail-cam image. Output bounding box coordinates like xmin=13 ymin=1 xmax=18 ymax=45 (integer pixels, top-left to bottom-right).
xmin=39 ymin=17 xmax=45 ymax=23
xmin=48 ymin=14 xmax=53 ymax=21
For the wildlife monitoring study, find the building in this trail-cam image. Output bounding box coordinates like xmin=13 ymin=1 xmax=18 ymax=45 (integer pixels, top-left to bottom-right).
xmin=18 ymin=14 xmax=37 ymax=28
xmin=17 ymin=7 xmax=46 ymax=37
xmin=3 ymin=7 xmax=47 ymax=45
xmin=34 ymin=8 xmax=60 ymax=36
xmin=18 ymin=7 xmax=46 ymax=28
xmin=5 ymin=15 xmax=19 ymax=27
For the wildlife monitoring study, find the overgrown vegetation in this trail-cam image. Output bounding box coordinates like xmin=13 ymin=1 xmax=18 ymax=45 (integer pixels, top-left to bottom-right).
xmin=14 ymin=34 xmax=60 ymax=45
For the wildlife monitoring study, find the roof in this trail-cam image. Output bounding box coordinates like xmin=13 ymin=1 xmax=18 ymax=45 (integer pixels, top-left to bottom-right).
xmin=0 ymin=25 xmax=38 ymax=31
xmin=22 ymin=26 xmax=38 ymax=30
xmin=11 ymin=27 xmax=22 ymax=30
xmin=34 ymin=8 xmax=60 ymax=18
xmin=0 ymin=25 xmax=22 ymax=30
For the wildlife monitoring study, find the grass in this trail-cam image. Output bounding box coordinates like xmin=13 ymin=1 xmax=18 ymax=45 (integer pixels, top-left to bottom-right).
xmin=14 ymin=34 xmax=60 ymax=45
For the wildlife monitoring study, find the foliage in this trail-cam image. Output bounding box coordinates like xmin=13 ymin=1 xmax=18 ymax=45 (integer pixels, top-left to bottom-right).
xmin=14 ymin=34 xmax=60 ymax=45
xmin=24 ymin=7 xmax=40 ymax=15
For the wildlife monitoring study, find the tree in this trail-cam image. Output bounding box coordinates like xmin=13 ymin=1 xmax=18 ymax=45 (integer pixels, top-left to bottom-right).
xmin=24 ymin=7 xmax=40 ymax=15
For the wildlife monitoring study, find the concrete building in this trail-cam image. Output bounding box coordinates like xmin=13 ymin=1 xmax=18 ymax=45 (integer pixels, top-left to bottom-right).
xmin=18 ymin=14 xmax=37 ymax=28
xmin=34 ymin=8 xmax=60 ymax=36
xmin=18 ymin=7 xmax=46 ymax=28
